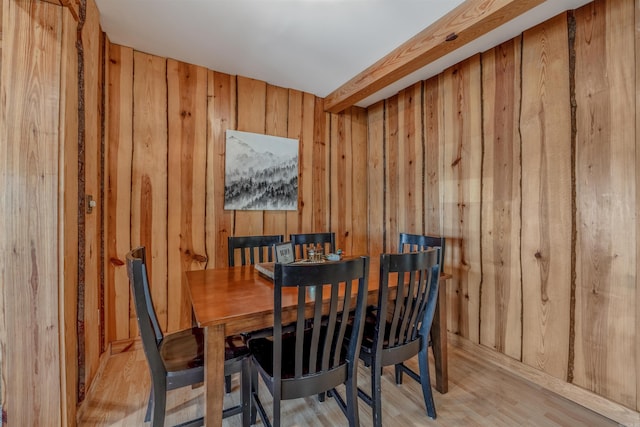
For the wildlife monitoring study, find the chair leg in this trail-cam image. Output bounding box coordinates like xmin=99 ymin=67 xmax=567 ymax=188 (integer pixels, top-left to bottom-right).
xmin=225 ymin=374 xmax=232 ymax=393
xmin=345 ymin=372 xmax=360 ymax=427
xmin=241 ymin=358 xmax=251 ymax=427
xmin=273 ymin=396 xmax=281 ymax=427
xmin=144 ymin=388 xmax=153 ymax=422
xmin=394 ymin=363 xmax=403 ymax=384
xmin=150 ymin=380 xmax=166 ymax=427
xmin=418 ymin=345 xmax=437 ymax=419
xmin=370 ymin=362 xmax=383 ymax=427
xmin=250 ymin=362 xmax=258 ymax=425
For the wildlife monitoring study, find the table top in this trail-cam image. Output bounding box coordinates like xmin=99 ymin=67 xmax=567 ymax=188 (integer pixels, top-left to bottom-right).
xmin=185 ymin=256 xmax=380 ymax=331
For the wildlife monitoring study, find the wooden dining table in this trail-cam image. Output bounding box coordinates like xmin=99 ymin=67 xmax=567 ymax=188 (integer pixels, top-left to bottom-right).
xmin=185 ymin=256 xmax=450 ymax=426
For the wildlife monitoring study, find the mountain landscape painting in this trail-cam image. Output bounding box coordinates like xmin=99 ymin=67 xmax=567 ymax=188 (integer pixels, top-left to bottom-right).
xmin=224 ymin=130 xmax=299 ymax=210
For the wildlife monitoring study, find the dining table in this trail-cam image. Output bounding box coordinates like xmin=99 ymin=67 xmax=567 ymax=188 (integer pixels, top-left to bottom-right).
xmin=185 ymin=255 xmax=450 ymax=426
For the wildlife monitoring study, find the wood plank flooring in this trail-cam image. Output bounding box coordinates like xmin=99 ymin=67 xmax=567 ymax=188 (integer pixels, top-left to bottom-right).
xmin=78 ymin=343 xmax=620 ymax=426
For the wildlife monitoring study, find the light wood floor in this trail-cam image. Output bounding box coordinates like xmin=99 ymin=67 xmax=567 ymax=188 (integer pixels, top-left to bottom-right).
xmin=78 ymin=343 xmax=620 ymax=427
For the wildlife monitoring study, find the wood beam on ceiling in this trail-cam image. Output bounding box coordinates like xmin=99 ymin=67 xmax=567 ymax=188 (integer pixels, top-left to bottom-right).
xmin=323 ymin=0 xmax=546 ymax=113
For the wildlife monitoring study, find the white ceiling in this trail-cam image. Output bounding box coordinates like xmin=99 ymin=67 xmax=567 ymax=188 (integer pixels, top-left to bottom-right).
xmin=95 ymin=0 xmax=592 ymax=109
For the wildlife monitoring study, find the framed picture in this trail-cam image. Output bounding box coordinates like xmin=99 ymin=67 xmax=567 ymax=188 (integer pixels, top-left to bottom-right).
xmin=224 ymin=129 xmax=298 ymax=210
xmin=274 ymin=242 xmax=295 ymax=264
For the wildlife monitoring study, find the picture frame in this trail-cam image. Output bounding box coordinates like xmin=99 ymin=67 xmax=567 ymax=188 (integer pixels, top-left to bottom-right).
xmin=274 ymin=242 xmax=295 ymax=264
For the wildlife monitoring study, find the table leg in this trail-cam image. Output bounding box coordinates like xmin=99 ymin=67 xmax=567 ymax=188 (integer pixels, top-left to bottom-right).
xmin=430 ymin=277 xmax=448 ymax=393
xmin=205 ymin=324 xmax=225 ymax=426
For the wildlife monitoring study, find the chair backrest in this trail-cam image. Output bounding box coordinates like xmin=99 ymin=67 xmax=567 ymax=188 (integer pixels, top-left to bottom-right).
xmin=374 ymin=249 xmax=440 ymax=354
xmin=228 ymin=235 xmax=284 ymax=266
xmin=290 ymin=232 xmax=336 ymax=259
xmin=398 ymin=232 xmax=445 ymax=268
xmin=272 ymin=256 xmax=369 ymax=393
xmin=126 ymin=247 xmax=166 ymax=375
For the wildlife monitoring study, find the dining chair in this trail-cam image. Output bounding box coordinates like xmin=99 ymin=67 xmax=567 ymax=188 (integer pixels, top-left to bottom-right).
xmin=228 ymin=234 xmax=284 ymax=266
xmin=357 ymin=249 xmax=441 ymax=426
xmin=227 ymin=234 xmax=284 ymax=393
xmin=398 ymin=232 xmax=445 ymax=267
xmin=249 ymin=256 xmax=370 ymax=427
xmin=126 ymin=247 xmax=251 ymax=427
xmin=290 ymin=232 xmax=335 ymax=259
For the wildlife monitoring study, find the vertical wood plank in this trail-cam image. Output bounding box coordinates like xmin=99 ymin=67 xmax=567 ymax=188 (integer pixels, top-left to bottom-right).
xmin=206 ymin=71 xmax=235 ymax=268
xmin=167 ymin=60 xmax=207 ymax=331
xmin=105 ymin=43 xmax=133 ymax=341
xmin=397 ymin=82 xmax=423 ymax=235
xmin=82 ymin=0 xmax=102 ymax=389
xmin=298 ymin=92 xmax=317 ymax=236
xmin=520 ymin=14 xmax=572 ymax=380
xmin=442 ymin=56 xmax=482 ymax=343
xmin=312 ymin=98 xmax=329 ymax=232
xmin=60 ymin=6 xmax=79 ymax=425
xmin=0 ymin=1 xmax=63 ymax=422
xmin=286 ymin=89 xmax=303 ymax=238
xmin=480 ymin=38 xmax=523 ymax=359
xmin=636 ymin=0 xmax=640 ymax=412
xmin=132 ymin=51 xmax=168 ymax=330
xmin=385 ymin=96 xmax=400 ymax=253
xmin=351 ymin=106 xmax=368 ymax=255
xmin=235 ymin=76 xmax=266 ymax=236
xmin=424 ymin=76 xmax=444 ymax=237
xmin=367 ymin=101 xmax=385 ymax=257
xmin=573 ymin=0 xmax=636 ymax=407
xmin=331 ymin=111 xmax=353 ymax=253
xmin=264 ymin=84 xmax=288 ymax=236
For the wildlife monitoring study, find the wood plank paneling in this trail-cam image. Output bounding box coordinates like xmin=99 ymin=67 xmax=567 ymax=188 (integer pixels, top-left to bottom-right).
xmin=636 ymin=0 xmax=640 ymax=412
xmin=295 ymin=92 xmax=317 ymax=237
xmin=206 ymin=71 xmax=236 ymax=268
xmin=131 ymin=51 xmax=168 ymax=329
xmin=330 ymin=111 xmax=352 ymax=252
xmin=397 ymin=82 xmax=423 ymax=236
xmin=82 ymin=0 xmax=103 ymax=392
xmin=442 ymin=55 xmax=482 ymax=343
xmin=480 ymin=38 xmax=522 ymax=359
xmin=105 ymin=43 xmax=133 ymax=341
xmin=1 ymin=0 xmax=63 ymax=423
xmin=167 ymin=60 xmax=208 ymax=331
xmin=286 ymin=89 xmax=303 ymax=238
xmin=235 ymin=76 xmax=267 ymax=237
xmin=367 ymin=101 xmax=385 ymax=256
xmin=573 ymin=0 xmax=636 ymax=407
xmin=60 ymin=6 xmax=79 ymax=425
xmin=424 ymin=76 xmax=444 ymax=237
xmin=351 ymin=106 xmax=368 ymax=255
xmin=385 ymin=96 xmax=400 ymax=253
xmin=520 ymin=14 xmax=572 ymax=380
xmin=312 ymin=97 xmax=330 ymax=232
xmin=264 ymin=84 xmax=289 ymax=236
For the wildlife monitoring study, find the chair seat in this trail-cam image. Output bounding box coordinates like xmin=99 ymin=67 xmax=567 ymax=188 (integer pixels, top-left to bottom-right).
xmin=249 ymin=328 xmax=346 ymax=379
xmin=159 ymin=327 xmax=249 ymax=372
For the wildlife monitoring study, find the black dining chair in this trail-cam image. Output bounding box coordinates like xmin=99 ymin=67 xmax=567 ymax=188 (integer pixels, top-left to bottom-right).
xmin=226 ymin=234 xmax=284 ymax=391
xmin=398 ymin=232 xmax=445 ymax=267
xmin=249 ymin=256 xmax=370 ymax=427
xmin=126 ymin=247 xmax=251 ymax=427
xmin=228 ymin=234 xmax=284 ymax=266
xmin=290 ymin=232 xmax=335 ymax=259
xmin=357 ymin=249 xmax=441 ymax=426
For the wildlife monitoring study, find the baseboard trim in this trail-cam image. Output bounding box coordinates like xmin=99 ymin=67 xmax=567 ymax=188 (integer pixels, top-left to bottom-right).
xmin=448 ymin=333 xmax=640 ymax=427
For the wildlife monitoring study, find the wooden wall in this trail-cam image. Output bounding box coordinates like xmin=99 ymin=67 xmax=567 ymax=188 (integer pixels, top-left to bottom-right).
xmin=104 ymin=45 xmax=368 ymax=339
xmin=0 ymin=0 xmax=79 ymax=424
xmin=367 ymin=0 xmax=638 ymax=411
